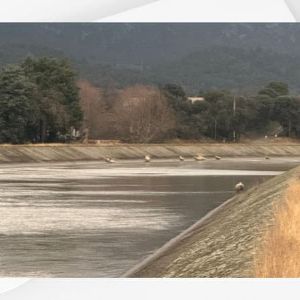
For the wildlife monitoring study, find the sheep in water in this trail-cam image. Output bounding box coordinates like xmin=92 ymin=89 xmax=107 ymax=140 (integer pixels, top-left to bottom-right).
xmin=179 ymin=156 xmax=185 ymax=161
xmin=145 ymin=155 xmax=151 ymax=163
xmin=235 ymin=182 xmax=245 ymax=193
xmin=194 ymin=155 xmax=206 ymax=161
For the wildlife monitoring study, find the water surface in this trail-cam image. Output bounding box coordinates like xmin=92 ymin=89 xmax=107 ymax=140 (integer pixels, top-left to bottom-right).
xmin=0 ymin=157 xmax=298 ymax=277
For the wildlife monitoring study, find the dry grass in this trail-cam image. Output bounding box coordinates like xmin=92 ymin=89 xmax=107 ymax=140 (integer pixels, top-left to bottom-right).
xmin=255 ymin=181 xmax=300 ymax=277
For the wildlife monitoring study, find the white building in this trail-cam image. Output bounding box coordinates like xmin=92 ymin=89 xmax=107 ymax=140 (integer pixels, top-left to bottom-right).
xmin=188 ymin=97 xmax=205 ymax=103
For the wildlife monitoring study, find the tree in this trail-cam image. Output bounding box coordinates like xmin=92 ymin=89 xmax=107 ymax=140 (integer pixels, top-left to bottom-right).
xmin=249 ymin=82 xmax=291 ymax=135
xmin=114 ymin=85 xmax=175 ymax=143
xmin=272 ymin=96 xmax=300 ymax=137
xmin=258 ymin=81 xmax=289 ymax=98
xmin=22 ymin=57 xmax=83 ymax=142
xmin=162 ymin=84 xmax=195 ymax=138
xmin=231 ymin=96 xmax=259 ymax=140
xmin=0 ymin=66 xmax=39 ymax=143
xmin=78 ymin=80 xmax=116 ymax=140
xmin=201 ymin=91 xmax=234 ymax=140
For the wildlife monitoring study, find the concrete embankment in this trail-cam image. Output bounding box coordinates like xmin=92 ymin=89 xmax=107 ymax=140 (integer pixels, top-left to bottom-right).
xmin=124 ymin=166 xmax=300 ymax=278
xmin=0 ymin=143 xmax=300 ymax=163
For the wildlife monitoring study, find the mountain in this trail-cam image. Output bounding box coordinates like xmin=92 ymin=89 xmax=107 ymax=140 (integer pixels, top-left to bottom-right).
xmin=149 ymin=46 xmax=300 ymax=93
xmin=0 ymin=23 xmax=300 ymax=93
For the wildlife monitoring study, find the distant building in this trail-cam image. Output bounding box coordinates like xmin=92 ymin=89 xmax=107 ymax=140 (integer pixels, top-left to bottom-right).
xmin=188 ymin=97 xmax=205 ymax=103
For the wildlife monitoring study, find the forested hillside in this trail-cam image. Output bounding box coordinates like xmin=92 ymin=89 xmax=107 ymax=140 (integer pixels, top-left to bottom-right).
xmin=1 ymin=24 xmax=300 ymax=93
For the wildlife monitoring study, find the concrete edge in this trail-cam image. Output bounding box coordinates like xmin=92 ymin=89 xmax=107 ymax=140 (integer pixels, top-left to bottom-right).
xmin=123 ymin=187 xmax=249 ymax=277
xmin=123 ymin=167 xmax=298 ymax=277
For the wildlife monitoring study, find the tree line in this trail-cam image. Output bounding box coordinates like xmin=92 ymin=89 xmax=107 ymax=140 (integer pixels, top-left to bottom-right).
xmin=80 ymin=80 xmax=300 ymax=143
xmin=0 ymin=57 xmax=82 ymax=144
xmin=1 ymin=57 xmax=300 ymax=144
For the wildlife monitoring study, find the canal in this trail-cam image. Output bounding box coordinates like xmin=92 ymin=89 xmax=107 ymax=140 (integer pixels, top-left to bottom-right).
xmin=0 ymin=157 xmax=298 ymax=277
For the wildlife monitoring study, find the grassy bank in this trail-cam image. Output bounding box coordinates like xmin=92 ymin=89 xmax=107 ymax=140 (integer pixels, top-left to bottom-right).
xmin=125 ymin=166 xmax=300 ymax=278
xmin=255 ymin=181 xmax=300 ymax=277
xmin=0 ymin=143 xmax=300 ymax=163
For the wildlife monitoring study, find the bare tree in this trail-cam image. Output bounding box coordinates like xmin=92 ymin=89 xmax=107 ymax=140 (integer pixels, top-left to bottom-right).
xmin=113 ymin=85 xmax=175 ymax=143
xmin=78 ymin=80 xmax=115 ymax=140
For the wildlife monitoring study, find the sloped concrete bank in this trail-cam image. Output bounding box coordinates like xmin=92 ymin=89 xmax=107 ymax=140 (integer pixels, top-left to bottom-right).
xmin=0 ymin=143 xmax=300 ymax=163
xmin=124 ymin=166 xmax=300 ymax=278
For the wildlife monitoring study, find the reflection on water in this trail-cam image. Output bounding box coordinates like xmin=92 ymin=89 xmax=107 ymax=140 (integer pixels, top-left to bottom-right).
xmin=0 ymin=157 xmax=298 ymax=277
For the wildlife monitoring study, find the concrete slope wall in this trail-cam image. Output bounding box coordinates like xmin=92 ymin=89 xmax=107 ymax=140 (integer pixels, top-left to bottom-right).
xmin=124 ymin=166 xmax=300 ymax=278
xmin=0 ymin=143 xmax=300 ymax=163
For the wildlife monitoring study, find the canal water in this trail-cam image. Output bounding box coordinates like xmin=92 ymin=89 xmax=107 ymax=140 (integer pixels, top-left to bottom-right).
xmin=0 ymin=157 xmax=299 ymax=277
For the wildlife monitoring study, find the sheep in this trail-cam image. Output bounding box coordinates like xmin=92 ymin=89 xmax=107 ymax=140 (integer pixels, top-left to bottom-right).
xmin=235 ymin=182 xmax=245 ymax=193
xmin=194 ymin=155 xmax=206 ymax=161
xmin=105 ymin=157 xmax=115 ymax=163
